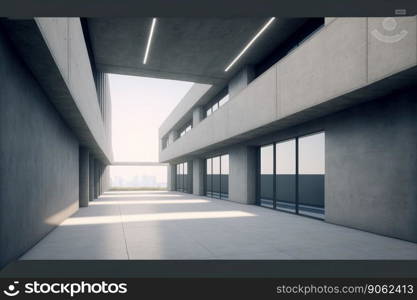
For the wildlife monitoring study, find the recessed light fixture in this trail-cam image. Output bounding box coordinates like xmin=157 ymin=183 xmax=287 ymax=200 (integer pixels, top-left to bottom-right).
xmin=224 ymin=17 xmax=276 ymax=72
xmin=143 ymin=18 xmax=157 ymax=64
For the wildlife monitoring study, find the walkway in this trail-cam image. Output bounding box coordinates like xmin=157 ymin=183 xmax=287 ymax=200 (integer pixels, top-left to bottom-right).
xmin=21 ymin=191 xmax=417 ymax=260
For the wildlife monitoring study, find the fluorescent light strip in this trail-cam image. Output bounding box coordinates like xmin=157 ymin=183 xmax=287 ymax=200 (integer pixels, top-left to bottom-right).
xmin=143 ymin=18 xmax=157 ymax=64
xmin=224 ymin=17 xmax=276 ymax=72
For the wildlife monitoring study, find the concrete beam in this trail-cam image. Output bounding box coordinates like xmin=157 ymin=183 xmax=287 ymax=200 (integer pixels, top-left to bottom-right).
xmin=112 ymin=162 xmax=168 ymax=166
xmin=1 ymin=18 xmax=113 ymax=164
xmin=160 ymin=17 xmax=417 ymax=163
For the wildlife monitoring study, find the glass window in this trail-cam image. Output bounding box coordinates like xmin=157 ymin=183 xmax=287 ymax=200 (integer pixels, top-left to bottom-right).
xmin=275 ymin=139 xmax=296 ymax=213
xmin=219 ymin=95 xmax=229 ymax=107
xmin=206 ymin=158 xmax=212 ymax=197
xmin=206 ymin=107 xmax=212 ymax=117
xmin=212 ymin=156 xmax=220 ymax=198
xmin=176 ymin=164 xmax=181 ymax=191
xmin=260 ymin=145 xmax=274 ymax=208
xmin=220 ymin=155 xmax=229 ymax=199
xmin=180 ymin=163 xmax=184 ymax=191
xmin=257 ymin=132 xmax=325 ymax=219
xmin=183 ymin=162 xmax=188 ymax=192
xmin=298 ymin=132 xmax=325 ymax=218
xmin=206 ymin=155 xmax=229 ymax=200
xmin=212 ymin=102 xmax=219 ymax=112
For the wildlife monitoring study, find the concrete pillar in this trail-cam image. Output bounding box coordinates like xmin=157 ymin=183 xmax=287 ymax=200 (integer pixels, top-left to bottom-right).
xmin=192 ymin=106 xmax=204 ymax=127
xmin=102 ymin=166 xmax=109 ymax=192
xmin=89 ymin=155 xmax=95 ymax=201
xmin=94 ymin=159 xmax=100 ymax=199
xmin=79 ymin=147 xmax=89 ymax=207
xmin=229 ymin=145 xmax=257 ymax=204
xmin=192 ymin=158 xmax=205 ymax=196
xmin=167 ymin=163 xmax=177 ymax=191
xmin=98 ymin=163 xmax=103 ymax=195
xmin=228 ymin=65 xmax=255 ymax=98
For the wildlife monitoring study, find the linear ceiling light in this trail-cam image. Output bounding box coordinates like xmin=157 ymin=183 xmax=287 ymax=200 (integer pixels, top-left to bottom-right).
xmin=143 ymin=18 xmax=157 ymax=64
xmin=224 ymin=17 xmax=276 ymax=72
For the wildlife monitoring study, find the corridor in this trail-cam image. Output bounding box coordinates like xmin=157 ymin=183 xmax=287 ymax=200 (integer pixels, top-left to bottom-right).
xmin=21 ymin=191 xmax=417 ymax=260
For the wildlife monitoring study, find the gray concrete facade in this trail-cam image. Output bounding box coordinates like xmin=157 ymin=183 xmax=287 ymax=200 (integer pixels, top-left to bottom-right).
xmin=0 ymin=18 xmax=114 ymax=268
xmin=160 ymin=17 xmax=417 ymax=243
xmin=0 ymin=28 xmax=80 ymax=268
xmin=159 ymin=17 xmax=417 ymax=163
xmin=1 ymin=15 xmax=416 ymax=269
xmin=324 ymin=91 xmax=417 ymax=242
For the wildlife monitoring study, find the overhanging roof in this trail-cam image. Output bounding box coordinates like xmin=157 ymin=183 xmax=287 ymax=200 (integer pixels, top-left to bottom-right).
xmin=86 ymin=17 xmax=308 ymax=85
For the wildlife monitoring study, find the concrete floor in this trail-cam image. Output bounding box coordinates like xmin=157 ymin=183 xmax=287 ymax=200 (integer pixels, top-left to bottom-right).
xmin=21 ymin=191 xmax=417 ymax=260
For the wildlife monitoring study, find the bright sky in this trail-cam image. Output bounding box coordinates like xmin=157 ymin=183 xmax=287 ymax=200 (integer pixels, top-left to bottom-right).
xmin=108 ymin=74 xmax=194 ymax=187
xmin=109 ymin=73 xmax=193 ymax=162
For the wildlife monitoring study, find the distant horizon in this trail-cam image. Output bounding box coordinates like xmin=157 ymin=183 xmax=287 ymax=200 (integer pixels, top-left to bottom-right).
xmin=108 ymin=74 xmax=194 ymax=186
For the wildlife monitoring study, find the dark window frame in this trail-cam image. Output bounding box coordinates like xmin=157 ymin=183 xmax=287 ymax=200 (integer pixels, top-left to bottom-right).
xmin=257 ymin=131 xmax=325 ymax=220
xmin=205 ymin=154 xmax=229 ymax=200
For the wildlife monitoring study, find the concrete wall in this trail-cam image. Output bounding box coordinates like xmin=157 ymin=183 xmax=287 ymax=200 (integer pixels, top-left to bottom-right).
xmin=325 ymin=90 xmax=417 ymax=242
xmin=35 ymin=18 xmax=113 ymax=162
xmin=228 ymin=88 xmax=416 ymax=242
xmin=160 ymin=17 xmax=417 ymax=163
xmin=0 ymin=29 xmax=79 ymax=268
xmin=159 ymin=83 xmax=212 ymax=138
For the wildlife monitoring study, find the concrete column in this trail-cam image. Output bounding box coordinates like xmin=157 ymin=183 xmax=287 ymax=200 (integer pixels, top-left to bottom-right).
xmin=192 ymin=158 xmax=205 ymax=196
xmin=229 ymin=145 xmax=257 ymax=204
xmin=102 ymin=166 xmax=109 ymax=192
xmin=228 ymin=65 xmax=255 ymax=98
xmin=192 ymin=106 xmax=204 ymax=127
xmin=79 ymin=147 xmax=90 ymax=207
xmin=167 ymin=163 xmax=177 ymax=191
xmin=94 ymin=159 xmax=100 ymax=199
xmin=89 ymin=155 xmax=95 ymax=201
xmin=99 ymin=163 xmax=103 ymax=195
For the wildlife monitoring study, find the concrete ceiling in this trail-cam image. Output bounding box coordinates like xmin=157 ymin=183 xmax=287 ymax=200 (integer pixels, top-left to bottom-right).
xmin=86 ymin=18 xmax=308 ymax=85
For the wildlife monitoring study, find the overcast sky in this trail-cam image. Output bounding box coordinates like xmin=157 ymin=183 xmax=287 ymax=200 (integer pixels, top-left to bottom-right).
xmin=109 ymin=73 xmax=193 ymax=162
xmin=108 ymin=74 xmax=194 ymax=186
